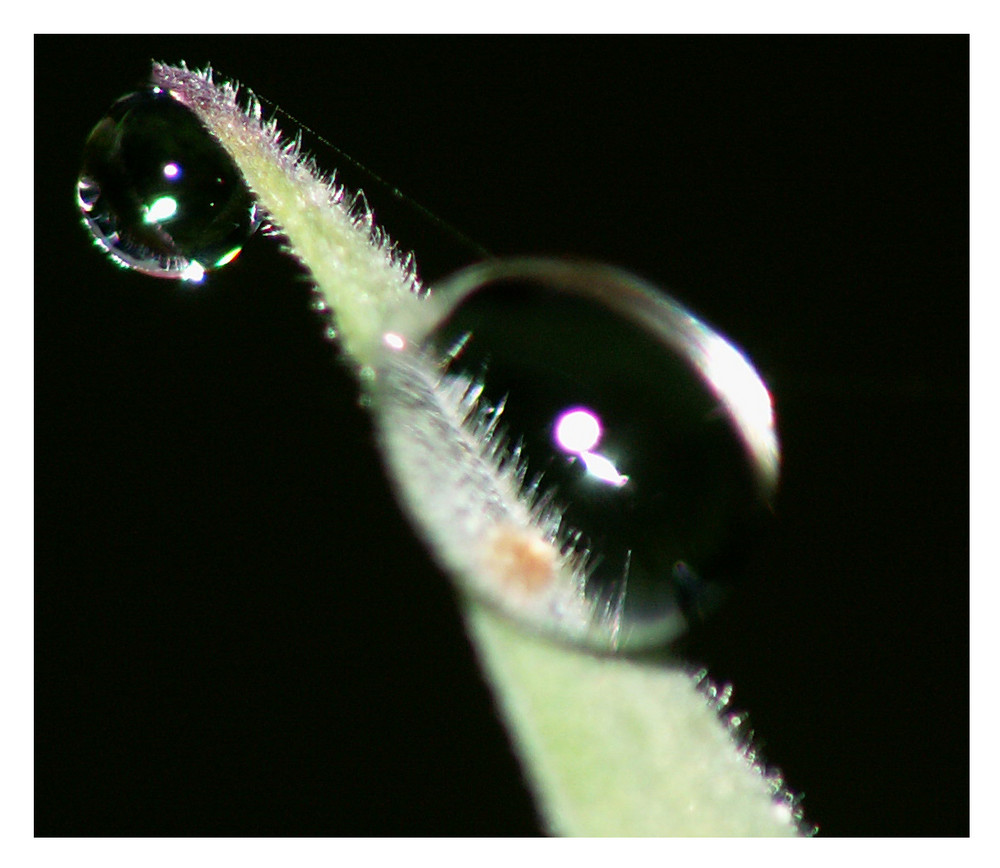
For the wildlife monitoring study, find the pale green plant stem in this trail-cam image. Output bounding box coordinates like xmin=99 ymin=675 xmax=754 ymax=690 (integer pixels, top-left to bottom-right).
xmin=154 ymin=62 xmax=806 ymax=837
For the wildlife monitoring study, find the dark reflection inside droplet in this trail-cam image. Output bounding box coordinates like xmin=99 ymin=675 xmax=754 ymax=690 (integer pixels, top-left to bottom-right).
xmin=78 ymin=88 xmax=259 ymax=282
xmin=426 ymin=275 xmax=771 ymax=645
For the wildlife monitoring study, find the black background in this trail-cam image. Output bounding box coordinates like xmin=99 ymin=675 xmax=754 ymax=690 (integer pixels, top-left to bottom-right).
xmin=35 ymin=35 xmax=968 ymax=836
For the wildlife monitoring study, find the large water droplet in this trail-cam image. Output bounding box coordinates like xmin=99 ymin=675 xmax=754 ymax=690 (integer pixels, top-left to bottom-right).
xmin=77 ymin=88 xmax=259 ymax=282
xmin=371 ymin=259 xmax=779 ymax=650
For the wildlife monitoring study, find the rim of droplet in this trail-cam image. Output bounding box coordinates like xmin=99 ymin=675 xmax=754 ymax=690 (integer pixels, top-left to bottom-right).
xmin=77 ymin=173 xmax=215 ymax=283
xmin=380 ymin=257 xmax=780 ymax=499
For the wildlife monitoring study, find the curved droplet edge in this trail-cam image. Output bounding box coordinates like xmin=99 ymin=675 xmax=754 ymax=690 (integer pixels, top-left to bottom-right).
xmin=378 ymin=257 xmax=781 ymax=500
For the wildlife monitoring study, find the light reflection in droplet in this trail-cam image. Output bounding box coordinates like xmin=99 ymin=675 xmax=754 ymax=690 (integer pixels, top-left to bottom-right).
xmin=144 ymin=195 xmax=178 ymax=223
xmin=579 ymin=451 xmax=630 ymax=488
xmin=213 ymin=247 xmax=243 ymax=269
xmin=178 ymin=261 xmax=206 ymax=283
xmin=553 ymin=407 xmax=629 ymax=488
xmin=555 ymin=408 xmax=601 ymax=453
xmin=688 ymin=326 xmax=779 ymax=491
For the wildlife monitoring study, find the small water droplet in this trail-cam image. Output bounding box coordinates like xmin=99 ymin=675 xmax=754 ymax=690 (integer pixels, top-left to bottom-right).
xmin=78 ymin=89 xmax=260 ymax=282
xmin=372 ymin=259 xmax=780 ymax=650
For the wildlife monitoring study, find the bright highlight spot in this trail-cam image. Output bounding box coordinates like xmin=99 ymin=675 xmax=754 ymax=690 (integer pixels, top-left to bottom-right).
xmin=213 ymin=247 xmax=242 ymax=268
xmin=555 ymin=408 xmax=601 ymax=453
xmin=553 ymin=406 xmax=629 ymax=488
xmin=690 ymin=324 xmax=780 ymax=490
xmin=580 ymin=452 xmax=630 ymax=488
xmin=162 ymin=162 xmax=181 ymax=179
xmin=179 ymin=261 xmax=206 ymax=283
xmin=383 ymin=332 xmax=406 ymax=351
xmin=144 ymin=195 xmax=178 ymax=224
xmin=702 ymin=334 xmax=774 ymax=432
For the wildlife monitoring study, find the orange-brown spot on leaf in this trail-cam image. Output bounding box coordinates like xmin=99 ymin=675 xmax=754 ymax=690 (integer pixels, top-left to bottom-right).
xmin=484 ymin=525 xmax=560 ymax=596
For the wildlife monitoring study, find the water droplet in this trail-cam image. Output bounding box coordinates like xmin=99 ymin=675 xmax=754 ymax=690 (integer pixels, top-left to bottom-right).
xmin=371 ymin=258 xmax=780 ymax=650
xmin=77 ymin=88 xmax=259 ymax=282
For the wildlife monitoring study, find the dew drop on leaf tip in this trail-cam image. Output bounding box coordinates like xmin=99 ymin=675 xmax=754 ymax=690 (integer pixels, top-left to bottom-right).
xmin=77 ymin=88 xmax=260 ymax=283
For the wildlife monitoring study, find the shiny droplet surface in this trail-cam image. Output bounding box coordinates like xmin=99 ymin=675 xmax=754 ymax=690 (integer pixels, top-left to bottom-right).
xmin=372 ymin=259 xmax=779 ymax=650
xmin=77 ymin=88 xmax=259 ymax=282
